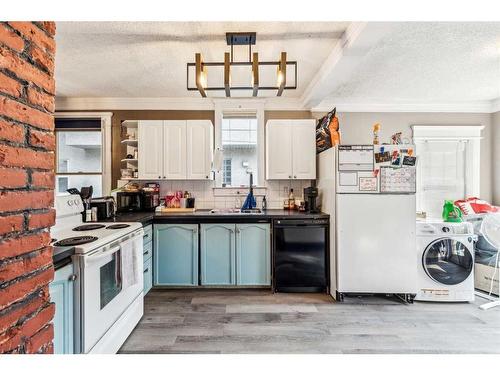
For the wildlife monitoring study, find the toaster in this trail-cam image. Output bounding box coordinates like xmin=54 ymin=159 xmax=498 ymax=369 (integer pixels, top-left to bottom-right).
xmin=89 ymin=197 xmax=116 ymax=220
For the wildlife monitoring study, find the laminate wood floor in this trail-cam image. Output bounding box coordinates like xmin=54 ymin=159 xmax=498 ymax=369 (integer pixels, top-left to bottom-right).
xmin=119 ymin=289 xmax=500 ymax=354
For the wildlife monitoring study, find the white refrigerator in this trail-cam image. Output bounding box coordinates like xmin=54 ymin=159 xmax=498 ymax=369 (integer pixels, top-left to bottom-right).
xmin=318 ymin=145 xmax=417 ymax=301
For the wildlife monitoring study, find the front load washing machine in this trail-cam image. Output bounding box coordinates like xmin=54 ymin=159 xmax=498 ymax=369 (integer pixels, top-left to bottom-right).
xmin=416 ymin=221 xmax=476 ymax=302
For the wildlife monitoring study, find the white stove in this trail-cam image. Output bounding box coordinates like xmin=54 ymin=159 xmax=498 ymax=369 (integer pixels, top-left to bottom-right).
xmin=53 ymin=194 xmax=144 ymax=354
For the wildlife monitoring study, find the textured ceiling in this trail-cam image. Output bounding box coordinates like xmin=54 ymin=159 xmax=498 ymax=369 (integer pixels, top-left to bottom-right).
xmin=325 ymin=22 xmax=500 ymax=103
xmin=55 ymin=22 xmax=349 ymax=98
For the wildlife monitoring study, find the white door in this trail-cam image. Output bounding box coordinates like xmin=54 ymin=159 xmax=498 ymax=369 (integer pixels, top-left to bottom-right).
xmin=163 ymin=120 xmax=187 ymax=179
xmin=266 ymin=120 xmax=292 ymax=179
xmin=186 ymin=120 xmax=213 ymax=180
xmin=292 ymin=120 xmax=316 ymax=179
xmin=336 ymin=194 xmax=417 ymax=294
xmin=138 ymin=120 xmax=163 ymax=179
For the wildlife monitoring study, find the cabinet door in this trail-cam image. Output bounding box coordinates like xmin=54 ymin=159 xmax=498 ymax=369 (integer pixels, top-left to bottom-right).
xmin=154 ymin=224 xmax=198 ymax=286
xmin=200 ymin=224 xmax=235 ymax=285
xmin=163 ymin=120 xmax=187 ymax=179
xmin=236 ymin=224 xmax=271 ymax=286
xmin=187 ymin=120 xmax=213 ymax=180
xmin=292 ymin=120 xmax=316 ymax=179
xmin=50 ymin=263 xmax=75 ymax=354
xmin=138 ymin=120 xmax=164 ymax=179
xmin=266 ymin=120 xmax=293 ymax=179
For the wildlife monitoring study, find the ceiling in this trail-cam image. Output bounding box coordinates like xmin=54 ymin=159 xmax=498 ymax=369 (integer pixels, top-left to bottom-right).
xmin=320 ymin=22 xmax=500 ymax=107
xmin=55 ymin=22 xmax=349 ymax=98
xmin=55 ymin=21 xmax=500 ymax=111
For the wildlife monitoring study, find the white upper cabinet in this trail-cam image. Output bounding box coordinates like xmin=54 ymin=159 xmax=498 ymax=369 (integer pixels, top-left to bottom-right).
xmin=291 ymin=120 xmax=316 ymax=179
xmin=163 ymin=121 xmax=187 ymax=179
xmin=186 ymin=120 xmax=213 ymax=180
xmin=137 ymin=120 xmax=213 ymax=180
xmin=266 ymin=120 xmax=293 ymax=179
xmin=266 ymin=119 xmax=316 ymax=180
xmin=138 ymin=120 xmax=164 ymax=179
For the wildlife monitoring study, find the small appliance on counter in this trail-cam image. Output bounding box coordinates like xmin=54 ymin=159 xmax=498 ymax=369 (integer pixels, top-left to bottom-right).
xmin=304 ymin=184 xmax=320 ymax=213
xmin=89 ymin=197 xmax=115 ymax=220
xmin=141 ymin=183 xmax=160 ymax=211
xmin=116 ymin=191 xmax=143 ymax=212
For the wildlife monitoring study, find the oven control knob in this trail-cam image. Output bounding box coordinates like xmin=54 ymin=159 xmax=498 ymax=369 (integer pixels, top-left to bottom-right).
xmin=442 ymin=226 xmax=450 ymax=233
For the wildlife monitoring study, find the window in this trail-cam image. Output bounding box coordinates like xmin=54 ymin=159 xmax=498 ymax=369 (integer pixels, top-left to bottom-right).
xmin=222 ymin=159 xmax=232 ymax=186
xmin=56 ymin=119 xmax=103 ymax=197
xmin=412 ymin=125 xmax=483 ymax=218
xmin=219 ymin=113 xmax=258 ymax=187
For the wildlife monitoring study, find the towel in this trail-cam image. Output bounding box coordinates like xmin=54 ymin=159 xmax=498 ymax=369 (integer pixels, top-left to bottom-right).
xmin=121 ymin=239 xmax=139 ymax=289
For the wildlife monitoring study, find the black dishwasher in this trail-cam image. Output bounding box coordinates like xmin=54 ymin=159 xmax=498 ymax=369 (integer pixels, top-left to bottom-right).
xmin=273 ymin=218 xmax=328 ymax=293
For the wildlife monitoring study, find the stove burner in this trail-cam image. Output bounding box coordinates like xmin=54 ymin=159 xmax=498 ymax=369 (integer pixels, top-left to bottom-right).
xmin=106 ymin=224 xmax=130 ymax=229
xmin=53 ymin=236 xmax=98 ymax=247
xmin=73 ymin=224 xmax=106 ymax=231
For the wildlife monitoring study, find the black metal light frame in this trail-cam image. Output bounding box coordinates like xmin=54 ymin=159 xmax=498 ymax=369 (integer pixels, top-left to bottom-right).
xmin=186 ymin=32 xmax=298 ymax=96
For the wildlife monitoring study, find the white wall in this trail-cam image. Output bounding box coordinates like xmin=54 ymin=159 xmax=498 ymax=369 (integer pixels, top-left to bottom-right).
xmin=493 ymin=111 xmax=500 ymax=205
xmin=313 ymin=112 xmax=493 ymax=203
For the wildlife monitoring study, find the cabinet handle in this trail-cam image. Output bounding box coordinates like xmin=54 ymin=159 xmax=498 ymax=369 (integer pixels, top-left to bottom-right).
xmin=143 ymin=268 xmax=149 ymax=273
xmin=294 ymin=175 xmax=297 ymax=179
xmin=158 ymin=176 xmax=161 ymax=179
xmin=143 ymin=250 xmax=149 ymax=255
xmin=68 ymin=274 xmax=77 ymax=281
xmin=288 ymin=175 xmax=292 ymax=179
xmin=236 ymin=229 xmax=240 ymax=234
xmin=143 ymin=234 xmax=149 ymax=239
xmin=205 ymin=175 xmax=209 ymax=179
xmin=163 ymin=176 xmax=166 ymax=179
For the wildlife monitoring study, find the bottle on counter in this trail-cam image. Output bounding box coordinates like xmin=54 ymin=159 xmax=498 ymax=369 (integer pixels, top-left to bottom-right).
xmin=262 ymin=196 xmax=267 ymax=211
xmin=288 ymin=188 xmax=295 ymax=210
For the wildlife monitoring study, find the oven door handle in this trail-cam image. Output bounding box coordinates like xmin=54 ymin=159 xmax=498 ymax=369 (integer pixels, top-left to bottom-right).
xmin=86 ymin=245 xmax=122 ymax=263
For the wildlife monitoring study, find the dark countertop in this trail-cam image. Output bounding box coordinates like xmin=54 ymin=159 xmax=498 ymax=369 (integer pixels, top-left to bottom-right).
xmin=105 ymin=209 xmax=329 ymax=226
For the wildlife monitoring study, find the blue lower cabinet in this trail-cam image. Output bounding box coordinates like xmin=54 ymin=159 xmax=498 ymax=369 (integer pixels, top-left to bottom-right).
xmin=49 ymin=263 xmax=75 ymax=354
xmin=143 ymin=257 xmax=153 ymax=294
xmin=200 ymin=224 xmax=236 ymax=285
xmin=154 ymin=224 xmax=199 ymax=286
xmin=236 ymin=224 xmax=271 ymax=286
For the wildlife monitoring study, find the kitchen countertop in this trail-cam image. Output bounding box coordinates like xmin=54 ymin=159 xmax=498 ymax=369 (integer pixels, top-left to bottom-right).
xmin=103 ymin=209 xmax=329 ymax=226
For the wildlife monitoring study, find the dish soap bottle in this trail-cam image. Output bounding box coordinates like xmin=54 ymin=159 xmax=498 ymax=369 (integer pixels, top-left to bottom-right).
xmin=262 ymin=196 xmax=267 ymax=211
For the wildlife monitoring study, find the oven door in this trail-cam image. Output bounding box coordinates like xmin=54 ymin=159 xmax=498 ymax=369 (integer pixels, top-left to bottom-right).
xmin=81 ymin=231 xmax=143 ymax=353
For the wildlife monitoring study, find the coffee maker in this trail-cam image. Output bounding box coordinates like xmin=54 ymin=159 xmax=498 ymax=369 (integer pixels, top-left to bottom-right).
xmin=304 ymin=184 xmax=319 ymax=213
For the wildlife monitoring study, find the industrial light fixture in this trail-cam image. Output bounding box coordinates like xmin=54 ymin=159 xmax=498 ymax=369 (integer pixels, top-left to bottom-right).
xmin=187 ymin=32 xmax=297 ymax=97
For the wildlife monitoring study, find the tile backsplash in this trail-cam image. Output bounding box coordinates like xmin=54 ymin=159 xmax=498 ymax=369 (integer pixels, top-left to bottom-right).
xmin=118 ymin=179 xmax=312 ymax=209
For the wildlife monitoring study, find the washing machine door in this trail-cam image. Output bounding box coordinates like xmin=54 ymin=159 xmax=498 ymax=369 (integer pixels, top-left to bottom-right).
xmin=423 ymin=237 xmax=473 ymax=285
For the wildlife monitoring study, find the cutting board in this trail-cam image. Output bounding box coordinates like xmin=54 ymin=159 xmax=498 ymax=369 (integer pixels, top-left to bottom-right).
xmin=160 ymin=207 xmax=196 ymax=213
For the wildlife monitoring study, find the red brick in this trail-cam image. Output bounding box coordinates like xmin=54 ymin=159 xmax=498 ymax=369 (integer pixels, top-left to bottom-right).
xmin=28 ymin=44 xmax=54 ymax=73
xmin=0 ymin=144 xmax=54 ymax=170
xmin=8 ymin=22 xmax=55 ymax=55
xmin=0 ymin=232 xmax=51 ymax=260
xmin=0 ymin=47 xmax=55 ymax=95
xmin=0 ymin=24 xmax=24 ymax=53
xmin=27 ymin=87 xmax=54 ymax=112
xmin=0 ymin=267 xmax=54 ymax=309
xmin=28 ymin=129 xmax=55 ymax=151
xmin=37 ymin=22 xmax=56 ymax=37
xmin=0 ymin=303 xmax=53 ymax=352
xmin=0 ymin=214 xmax=24 ymax=235
xmin=0 ymin=289 xmax=48 ymax=334
xmin=31 ymin=171 xmax=54 ymax=189
xmin=0 ymin=167 xmax=27 ymax=188
xmin=28 ymin=209 xmax=55 ymax=230
xmin=25 ymin=323 xmax=53 ymax=354
xmin=0 ymin=96 xmax=54 ymax=131
xmin=0 ymin=120 xmax=24 ymax=143
xmin=0 ymin=247 xmax=53 ymax=284
xmin=0 ymin=191 xmax=54 ymax=214
xmin=0 ymin=71 xmax=22 ymax=97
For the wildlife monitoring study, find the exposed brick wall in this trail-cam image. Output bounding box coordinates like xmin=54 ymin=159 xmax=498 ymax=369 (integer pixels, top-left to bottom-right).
xmin=0 ymin=21 xmax=56 ymax=354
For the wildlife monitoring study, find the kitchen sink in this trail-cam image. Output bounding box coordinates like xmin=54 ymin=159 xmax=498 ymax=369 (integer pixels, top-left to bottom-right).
xmin=209 ymin=208 xmax=263 ymax=214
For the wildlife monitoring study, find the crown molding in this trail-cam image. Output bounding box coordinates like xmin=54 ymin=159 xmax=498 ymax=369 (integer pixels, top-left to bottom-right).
xmin=55 ymin=96 xmax=307 ymax=112
xmin=312 ymin=99 xmax=500 ymax=114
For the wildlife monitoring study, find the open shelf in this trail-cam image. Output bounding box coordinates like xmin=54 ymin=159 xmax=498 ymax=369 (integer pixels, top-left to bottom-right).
xmin=121 ymin=139 xmax=138 ymax=146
